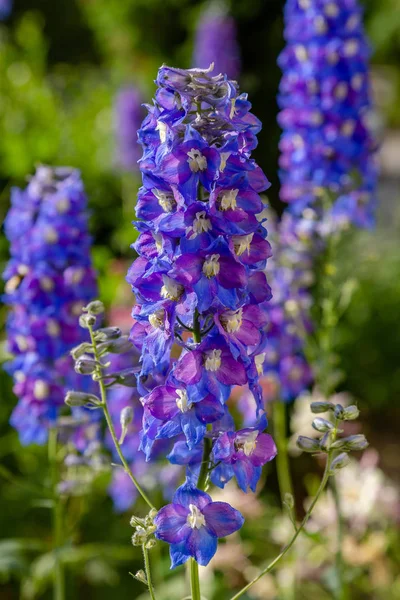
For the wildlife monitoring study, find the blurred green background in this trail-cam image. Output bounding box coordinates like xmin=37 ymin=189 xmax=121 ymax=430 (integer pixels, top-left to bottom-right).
xmin=0 ymin=0 xmax=400 ymax=598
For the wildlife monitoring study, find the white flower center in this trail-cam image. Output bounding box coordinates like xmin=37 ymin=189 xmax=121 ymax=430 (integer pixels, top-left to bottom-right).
xmin=187 ymin=504 xmax=206 ymax=529
xmin=40 ymin=276 xmax=54 ymax=292
xmin=188 ymin=211 xmax=212 ymax=239
xmin=176 ymin=389 xmax=192 ymax=413
xmin=220 ymin=308 xmax=243 ymax=333
xmin=233 ymin=233 xmax=253 ymax=256
xmin=46 ymin=319 xmax=60 ymax=337
xmin=341 ymin=120 xmax=355 ymax=137
xmin=148 ymin=309 xmax=164 ymax=329
xmin=45 ymin=227 xmax=58 ymax=244
xmin=204 ymin=349 xmax=222 ymax=372
xmin=202 ymin=254 xmax=220 ymax=278
xmin=153 ymin=189 xmax=176 ymax=213
xmin=324 ymin=2 xmax=338 ymax=17
xmin=161 ymin=275 xmax=184 ymax=301
xmin=235 ymin=430 xmax=258 ymax=457
xmin=295 ymin=45 xmax=308 ymax=62
xmin=220 ymin=189 xmax=238 ymax=211
xmin=156 ymin=121 xmax=167 ymax=143
xmin=16 ymin=335 xmax=29 ymax=352
xmin=255 ymin=353 xmax=265 ymax=376
xmin=56 ymin=197 xmax=70 ymax=214
xmin=187 ymin=148 xmax=207 ymax=173
xmin=34 ymin=380 xmax=49 ymax=400
xmin=220 ymin=152 xmax=231 ymax=171
xmin=5 ymin=275 xmax=21 ymax=294
xmin=344 ymin=39 xmax=359 ymax=57
xmin=154 ymin=232 xmax=163 ymax=253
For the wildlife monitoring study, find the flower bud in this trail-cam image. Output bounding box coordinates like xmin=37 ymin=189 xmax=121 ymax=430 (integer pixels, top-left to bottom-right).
xmin=79 ymin=313 xmax=96 ymax=329
xmin=334 ymin=404 xmax=345 ymax=420
xmin=94 ymin=327 xmax=122 ymax=342
xmin=296 ymin=436 xmax=320 ymax=453
xmin=310 ymin=401 xmax=335 ymax=414
xmin=319 ymin=431 xmax=334 ymax=452
xmin=65 ymin=390 xmax=101 ymax=408
xmin=330 ymin=452 xmax=351 ymax=473
xmin=134 ymin=570 xmax=148 ymax=585
xmin=98 ymin=336 xmax=132 ymax=354
xmin=70 ymin=342 xmax=93 ymax=360
xmin=131 ymin=531 xmax=147 ymax=546
xmin=312 ymin=418 xmax=334 ymax=433
xmin=331 ymin=434 xmax=368 ymax=452
xmin=119 ymin=406 xmax=133 ymax=444
xmin=145 ymin=539 xmax=156 ymax=549
xmin=341 ymin=405 xmax=360 ymax=421
xmin=74 ymin=358 xmax=97 ymax=375
xmin=83 ymin=300 xmax=104 ymax=315
xmin=130 ymin=515 xmax=145 ymax=528
xmin=284 ymin=492 xmax=295 ymax=510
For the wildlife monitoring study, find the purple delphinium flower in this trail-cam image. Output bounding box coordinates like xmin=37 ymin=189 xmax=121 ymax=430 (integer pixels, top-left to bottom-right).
xmin=278 ymin=0 xmax=378 ymax=228
xmin=115 ymin=87 xmax=145 ymax=172
xmin=3 ymin=166 xmax=97 ymax=444
xmin=211 ymin=426 xmax=277 ymax=492
xmin=193 ymin=1 xmax=241 ymax=81
xmin=155 ymin=481 xmax=244 ymax=567
xmin=127 ymin=64 xmax=276 ymax=566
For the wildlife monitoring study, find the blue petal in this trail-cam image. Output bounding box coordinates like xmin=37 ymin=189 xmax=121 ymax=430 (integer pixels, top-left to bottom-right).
xmin=187 ymin=527 xmax=218 ymax=566
xmin=173 ymin=481 xmax=211 ymax=509
xmin=181 ymin=411 xmax=206 ymax=449
xmin=170 ymin=542 xmax=191 ymax=569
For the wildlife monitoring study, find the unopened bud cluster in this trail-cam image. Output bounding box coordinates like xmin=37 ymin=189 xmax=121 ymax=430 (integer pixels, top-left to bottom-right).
xmin=65 ymin=301 xmax=136 ymax=410
xmin=130 ymin=509 xmax=158 ymax=549
xmin=297 ymin=400 xmax=368 ymax=474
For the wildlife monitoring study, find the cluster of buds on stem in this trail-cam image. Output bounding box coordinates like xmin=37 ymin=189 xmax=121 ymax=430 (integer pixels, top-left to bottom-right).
xmin=297 ymin=400 xmax=368 ymax=474
xmin=130 ymin=509 xmax=158 ymax=549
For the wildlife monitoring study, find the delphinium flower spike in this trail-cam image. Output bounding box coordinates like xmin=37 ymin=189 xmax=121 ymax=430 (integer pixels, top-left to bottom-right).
xmin=3 ymin=166 xmax=97 ymax=444
xmin=127 ymin=63 xmax=277 ymax=575
xmin=278 ymin=0 xmax=378 ymax=228
xmin=193 ymin=1 xmax=241 ymax=80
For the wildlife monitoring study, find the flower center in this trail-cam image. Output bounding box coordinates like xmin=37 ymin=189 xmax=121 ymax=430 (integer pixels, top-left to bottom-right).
xmin=153 ymin=189 xmax=176 ymax=213
xmin=255 ymin=353 xmax=265 ymax=376
xmin=176 ymin=389 xmax=192 ymax=413
xmin=46 ymin=319 xmax=60 ymax=337
xmin=45 ymin=227 xmax=58 ymax=244
xmin=161 ymin=275 xmax=184 ymax=301
xmin=156 ymin=121 xmax=167 ymax=143
xmin=188 ymin=211 xmax=212 ymax=239
xmin=5 ymin=275 xmax=21 ymax=294
xmin=235 ymin=431 xmax=258 ymax=457
xmin=204 ymin=349 xmax=222 ymax=372
xmin=202 ymin=254 xmax=220 ymax=278
xmin=233 ymin=233 xmax=253 ymax=256
xmin=187 ymin=148 xmax=207 ymax=173
xmin=56 ymin=197 xmax=70 ymax=213
xmin=34 ymin=380 xmax=49 ymax=400
xmin=154 ymin=232 xmax=163 ymax=253
xmin=219 ymin=189 xmax=238 ymax=211
xmin=40 ymin=276 xmax=54 ymax=292
xmin=220 ymin=308 xmax=243 ymax=333
xmin=148 ymin=309 xmax=164 ymax=329
xmin=187 ymin=504 xmax=206 ymax=529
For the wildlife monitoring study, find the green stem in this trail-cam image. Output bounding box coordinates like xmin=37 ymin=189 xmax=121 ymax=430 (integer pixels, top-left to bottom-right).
xmin=48 ymin=428 xmax=65 ymax=600
xmin=89 ymin=326 xmax=155 ymax=511
xmin=190 ymin=558 xmax=202 ymax=600
xmin=229 ymin=452 xmax=334 ymax=600
xmin=143 ymin=544 xmax=157 ymax=600
xmin=273 ymin=400 xmax=294 ymax=505
xmin=193 ymin=309 xmax=201 ymax=344
xmin=331 ymin=476 xmax=347 ymax=600
xmin=197 ymin=437 xmax=212 ymax=491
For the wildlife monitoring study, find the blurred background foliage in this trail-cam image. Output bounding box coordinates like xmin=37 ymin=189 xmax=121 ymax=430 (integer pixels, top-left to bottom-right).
xmin=0 ymin=0 xmax=400 ymax=598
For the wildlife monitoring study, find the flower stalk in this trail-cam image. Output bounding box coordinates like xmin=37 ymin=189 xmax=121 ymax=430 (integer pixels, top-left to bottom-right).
xmin=48 ymin=427 xmax=65 ymax=600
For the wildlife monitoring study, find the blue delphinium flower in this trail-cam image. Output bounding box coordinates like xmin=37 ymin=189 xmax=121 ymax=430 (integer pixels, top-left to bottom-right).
xmin=154 ymin=481 xmax=244 ymax=567
xmin=278 ymin=0 xmax=378 ymax=228
xmin=193 ymin=1 xmax=241 ymax=80
xmin=3 ymin=166 xmax=97 ymax=444
xmin=0 ymin=0 xmax=12 ymax=19
xmin=127 ymin=64 xmax=276 ymax=566
xmin=115 ymin=87 xmax=145 ymax=172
